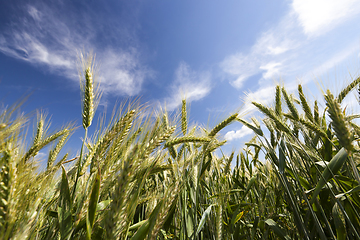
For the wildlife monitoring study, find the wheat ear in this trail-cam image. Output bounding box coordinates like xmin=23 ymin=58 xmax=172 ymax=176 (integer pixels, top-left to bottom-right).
xmin=282 ymin=87 xmax=299 ymax=121
xmin=79 ymin=52 xmax=101 ymax=130
xmin=0 ymin=149 xmax=11 ymax=233
xmin=298 ymin=84 xmax=314 ymax=122
xmin=275 ymin=85 xmax=282 ymax=117
xmin=252 ymin=102 xmax=291 ymax=134
xmin=325 ymin=90 xmax=353 ymax=151
xmin=82 ymin=68 xmax=94 ymax=129
xmin=208 ymin=113 xmax=238 ymax=137
xmin=47 ymin=128 xmax=71 ymax=170
xmin=337 ymin=76 xmax=360 ymax=103
xmin=181 ymin=99 xmax=188 ymax=136
xmin=165 ymin=136 xmax=210 ymax=147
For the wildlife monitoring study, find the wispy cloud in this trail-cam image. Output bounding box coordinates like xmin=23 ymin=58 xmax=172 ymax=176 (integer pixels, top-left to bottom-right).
xmin=99 ymin=49 xmax=153 ymax=96
xmin=224 ymin=125 xmax=253 ymax=141
xmin=221 ymin=0 xmax=360 ymax=141
xmin=292 ymin=0 xmax=360 ymax=36
xmin=164 ymin=61 xmax=211 ymax=110
xmin=0 ymin=3 xmax=150 ymax=96
xmin=220 ymin=12 xmax=299 ymax=89
xmin=221 ymin=0 xmax=360 ymax=103
xmin=259 ymin=62 xmax=282 ymax=80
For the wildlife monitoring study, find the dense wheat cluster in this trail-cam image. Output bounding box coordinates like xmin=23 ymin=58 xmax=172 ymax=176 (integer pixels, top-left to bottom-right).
xmin=1 ymin=55 xmax=360 ymax=239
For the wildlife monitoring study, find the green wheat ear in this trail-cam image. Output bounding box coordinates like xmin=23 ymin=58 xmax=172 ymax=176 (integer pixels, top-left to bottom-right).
xmin=82 ymin=67 xmax=94 ymax=129
xmin=208 ymin=113 xmax=238 ymax=137
xmin=275 ymin=85 xmax=282 ymax=117
xmin=325 ymin=90 xmax=353 ymax=152
xmin=0 ymin=149 xmax=11 ymax=233
xmin=33 ymin=111 xmax=45 ymax=146
xmin=337 ymin=76 xmax=360 ymax=103
xmin=298 ymin=84 xmax=314 ymax=122
xmin=358 ymin=82 xmax=360 ymax=105
xmin=282 ymin=87 xmax=299 ymax=121
xmin=181 ymin=99 xmax=187 ymax=135
xmin=79 ymin=52 xmax=102 ymax=130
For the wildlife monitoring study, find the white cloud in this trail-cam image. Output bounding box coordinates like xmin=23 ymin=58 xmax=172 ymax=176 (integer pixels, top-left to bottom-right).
xmin=0 ymin=32 xmax=73 ymax=71
xmin=28 ymin=5 xmax=42 ymax=21
xmin=240 ymin=86 xmax=277 ymax=114
xmin=220 ymin=14 xmax=299 ymax=89
xmin=164 ymin=61 xmax=211 ymax=110
xmin=224 ymin=125 xmax=253 ymax=141
xmin=254 ymin=28 xmax=295 ymax=56
xmin=35 ymin=151 xmax=47 ymax=161
xmin=312 ymin=45 xmax=358 ymax=79
xmin=0 ymin=4 xmax=150 ymax=96
xmin=292 ymin=0 xmax=360 ymax=36
xmin=267 ymin=46 xmax=288 ymax=55
xmin=99 ymin=49 xmax=152 ymax=96
xmin=260 ymin=62 xmax=282 ymax=80
xmin=220 ymin=0 xmax=360 ymax=117
xmin=220 ymin=53 xmax=258 ymax=88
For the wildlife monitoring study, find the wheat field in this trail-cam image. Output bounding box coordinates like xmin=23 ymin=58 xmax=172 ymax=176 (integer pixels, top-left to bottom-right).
xmin=1 ymin=54 xmax=360 ymax=239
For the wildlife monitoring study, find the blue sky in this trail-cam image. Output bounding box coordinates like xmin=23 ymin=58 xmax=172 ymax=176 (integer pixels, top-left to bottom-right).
xmin=1 ymin=0 xmax=360 ymax=154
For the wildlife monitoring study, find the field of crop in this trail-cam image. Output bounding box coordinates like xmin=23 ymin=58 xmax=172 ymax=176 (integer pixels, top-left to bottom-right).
xmin=1 ymin=54 xmax=360 ymax=239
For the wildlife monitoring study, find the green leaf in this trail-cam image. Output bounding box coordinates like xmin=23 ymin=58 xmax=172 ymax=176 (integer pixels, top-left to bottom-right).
xmin=196 ymin=205 xmax=213 ymax=235
xmin=199 ymin=158 xmax=211 ymax=179
xmin=86 ymin=214 xmax=91 ymax=240
xmin=335 ymin=185 xmax=360 ymax=199
xmin=332 ymin=203 xmax=346 ymax=240
xmin=130 ymin=200 xmax=164 ymax=240
xmin=251 ymin=216 xmax=259 ymax=239
xmin=128 ymin=220 xmax=147 ymax=231
xmin=242 ymin=175 xmax=257 ymax=200
xmin=265 ymin=219 xmax=291 ymax=240
xmin=86 ymin=169 xmax=101 ymax=239
xmin=237 ymin=118 xmax=263 ymax=136
xmin=311 ymin=148 xmax=348 ymax=204
xmin=58 ymin=165 xmax=73 ymax=240
xmin=233 ymin=211 xmax=245 ymax=225
xmin=279 ymin=138 xmax=286 ymax=174
xmin=96 ymin=200 xmax=111 ymax=211
xmin=298 ymin=176 xmax=311 ymax=190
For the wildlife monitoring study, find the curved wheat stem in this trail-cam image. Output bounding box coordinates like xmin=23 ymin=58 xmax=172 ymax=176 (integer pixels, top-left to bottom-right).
xmin=237 ymin=118 xmax=263 ymax=136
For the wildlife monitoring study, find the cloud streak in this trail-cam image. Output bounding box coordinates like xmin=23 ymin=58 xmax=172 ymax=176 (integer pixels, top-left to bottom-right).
xmin=221 ymin=0 xmax=360 ymax=141
xmin=164 ymin=61 xmax=211 ymax=110
xmin=221 ymin=0 xmax=360 ymax=104
xmin=292 ymin=0 xmax=360 ymax=36
xmin=224 ymin=125 xmax=253 ymax=141
xmin=0 ymin=3 xmax=150 ymax=96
